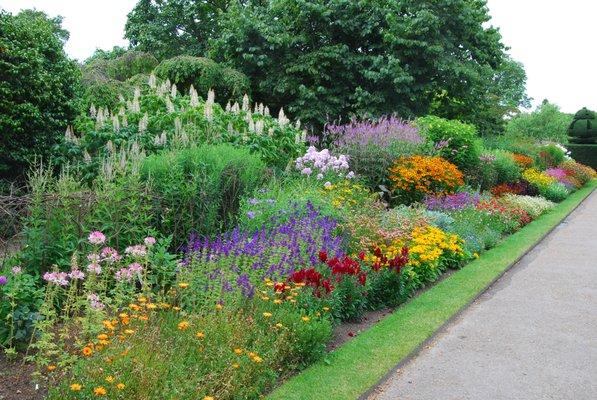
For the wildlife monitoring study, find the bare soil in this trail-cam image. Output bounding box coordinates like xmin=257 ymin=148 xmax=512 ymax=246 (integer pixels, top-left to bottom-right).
xmin=0 ymin=353 xmax=46 ymax=400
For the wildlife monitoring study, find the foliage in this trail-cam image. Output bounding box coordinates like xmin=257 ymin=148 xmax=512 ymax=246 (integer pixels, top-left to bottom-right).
xmin=212 ymin=0 xmax=508 ymax=129
xmin=124 ymin=0 xmax=234 ymax=59
xmin=141 ymin=145 xmax=266 ymax=248
xmin=505 ymin=101 xmax=572 ymax=142
xmin=536 ymin=143 xmax=567 ymax=169
xmin=500 ymin=194 xmax=555 ymax=219
xmin=0 ymin=10 xmax=80 ymax=179
xmin=388 ymin=155 xmax=464 ymax=203
xmin=154 ymin=56 xmax=249 ymax=102
xmin=416 ymin=115 xmax=482 ymax=172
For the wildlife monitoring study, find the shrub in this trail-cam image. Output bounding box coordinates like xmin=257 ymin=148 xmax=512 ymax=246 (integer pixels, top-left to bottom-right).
xmin=542 ymin=182 xmax=570 ymax=202
xmin=416 ymin=115 xmax=482 ymax=172
xmin=536 ymin=143 xmax=566 ymax=169
xmin=491 ymin=150 xmax=522 ymax=184
xmin=0 ymin=10 xmax=80 ymax=179
xmin=504 ymin=101 xmax=571 ymax=142
xmin=141 ymin=145 xmax=267 ymax=248
xmin=155 ymin=56 xmax=249 ymax=102
xmin=388 ymin=155 xmax=464 ymax=203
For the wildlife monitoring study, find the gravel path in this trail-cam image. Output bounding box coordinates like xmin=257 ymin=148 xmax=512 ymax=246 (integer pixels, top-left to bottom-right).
xmin=369 ymin=190 xmax=597 ymax=400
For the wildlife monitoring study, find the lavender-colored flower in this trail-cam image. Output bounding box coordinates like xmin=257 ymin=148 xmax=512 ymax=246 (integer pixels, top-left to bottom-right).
xmin=144 ymin=236 xmax=157 ymax=246
xmin=425 ymin=192 xmax=481 ymax=211
xmin=88 ymin=231 xmax=106 ymax=245
xmin=88 ymin=293 xmax=105 ymax=310
xmin=248 ymin=198 xmax=260 ymax=205
xmin=246 ymin=211 xmax=256 ymax=219
xmin=324 ymin=116 xmax=422 ymax=148
xmin=346 ymin=171 xmax=355 ymax=179
xmin=479 ymin=153 xmax=496 ymax=163
xmin=184 ymin=202 xmax=344 ymax=302
xmin=435 ymin=139 xmax=450 ymax=150
xmin=0 ymin=275 xmax=7 ymax=285
xmin=324 ymin=181 xmax=332 ymax=189
xmin=11 ymin=266 xmax=22 ymax=275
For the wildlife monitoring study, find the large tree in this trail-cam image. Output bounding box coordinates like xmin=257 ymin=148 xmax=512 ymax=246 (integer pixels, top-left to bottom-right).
xmin=125 ymin=0 xmax=243 ymax=59
xmin=0 ymin=10 xmax=80 ymax=179
xmin=211 ymin=0 xmax=515 ymax=130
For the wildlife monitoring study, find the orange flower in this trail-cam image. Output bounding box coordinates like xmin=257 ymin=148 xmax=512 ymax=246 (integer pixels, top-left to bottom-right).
xmin=178 ymin=321 xmax=190 ymax=330
xmin=178 ymin=282 xmax=189 ymax=289
xmin=70 ymin=383 xmax=82 ymax=392
xmin=116 ymin=383 xmax=125 ymax=390
xmin=93 ymin=386 xmax=107 ymax=396
xmin=233 ymin=348 xmax=243 ymax=355
xmin=195 ymin=331 xmax=205 ymax=339
xmin=47 ymin=365 xmax=56 ymax=372
xmin=82 ymin=346 xmax=93 ymax=357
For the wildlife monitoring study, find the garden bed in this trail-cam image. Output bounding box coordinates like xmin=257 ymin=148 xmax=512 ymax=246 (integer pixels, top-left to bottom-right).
xmin=267 ymin=180 xmax=596 ymax=400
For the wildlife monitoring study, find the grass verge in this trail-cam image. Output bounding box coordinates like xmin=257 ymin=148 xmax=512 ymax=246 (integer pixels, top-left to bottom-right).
xmin=268 ymin=180 xmax=596 ymax=400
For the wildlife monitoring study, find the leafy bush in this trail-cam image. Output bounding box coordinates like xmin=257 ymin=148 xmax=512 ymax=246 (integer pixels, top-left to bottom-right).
xmin=155 ymin=56 xmax=249 ymax=102
xmin=536 ymin=143 xmax=567 ymax=169
xmin=416 ymin=115 xmax=482 ymax=172
xmin=492 ymin=150 xmax=522 ymax=184
xmin=141 ymin=145 xmax=267 ymax=248
xmin=0 ymin=10 xmax=80 ymax=179
xmin=505 ymin=101 xmax=572 ymax=142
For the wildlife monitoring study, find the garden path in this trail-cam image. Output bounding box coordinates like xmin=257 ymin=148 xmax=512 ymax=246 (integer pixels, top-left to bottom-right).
xmin=369 ymin=190 xmax=597 ymax=400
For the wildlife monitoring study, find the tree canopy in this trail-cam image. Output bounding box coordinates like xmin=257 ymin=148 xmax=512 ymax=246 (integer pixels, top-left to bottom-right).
xmin=0 ymin=10 xmax=80 ymax=179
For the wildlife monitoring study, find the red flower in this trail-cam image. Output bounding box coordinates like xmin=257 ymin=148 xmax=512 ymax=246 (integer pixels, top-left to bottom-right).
xmin=318 ymin=250 xmax=328 ymax=263
xmin=358 ymin=251 xmax=365 ymax=261
xmin=358 ymin=273 xmax=367 ymax=286
xmin=322 ymin=279 xmax=334 ymax=293
xmin=274 ymin=282 xmax=287 ymax=293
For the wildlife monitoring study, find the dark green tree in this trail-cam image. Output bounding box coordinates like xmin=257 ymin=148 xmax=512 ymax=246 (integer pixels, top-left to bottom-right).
xmin=125 ymin=0 xmax=242 ymax=59
xmin=0 ymin=10 xmax=80 ymax=179
xmin=211 ymin=0 xmax=509 ymax=129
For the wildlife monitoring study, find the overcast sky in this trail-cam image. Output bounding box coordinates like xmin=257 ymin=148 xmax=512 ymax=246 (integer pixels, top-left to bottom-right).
xmin=2 ymin=0 xmax=596 ymax=113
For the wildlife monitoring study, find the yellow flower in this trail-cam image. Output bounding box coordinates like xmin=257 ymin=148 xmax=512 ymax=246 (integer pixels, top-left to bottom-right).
xmin=70 ymin=383 xmax=82 ymax=392
xmin=322 ymin=307 xmax=330 ymax=312
xmin=261 ymin=296 xmax=270 ymax=301
xmin=178 ymin=282 xmax=189 ymax=289
xmin=232 ymin=362 xmax=240 ymax=369
xmin=105 ymin=376 xmax=114 ymax=383
xmin=273 ymin=299 xmax=282 ymax=304
xmin=138 ymin=296 xmax=147 ymax=303
xmin=124 ymin=329 xmax=135 ymax=335
xmin=215 ymin=304 xmax=223 ymax=310
xmin=129 ymin=303 xmax=140 ymax=311
xmin=146 ymin=303 xmax=157 ymax=310
xmin=233 ymin=348 xmax=243 ymax=355
xmin=301 ymin=316 xmax=310 ymax=322
xmin=47 ymin=365 xmax=56 ymax=372
xmin=262 ymin=312 xmax=272 ymax=318
xmin=116 ymin=383 xmax=125 ymax=390
xmin=204 ymin=397 xmax=215 ymax=400
xmin=93 ymin=386 xmax=107 ymax=396
xmin=173 ymin=306 xmax=181 ymax=311
xmin=178 ymin=321 xmax=190 ymax=331
xmin=275 ymin=323 xmax=283 ymax=328
xmin=195 ymin=331 xmax=205 ymax=339
xmin=252 ymin=355 xmax=263 ymax=363
xmin=97 ymin=333 xmax=109 ymax=341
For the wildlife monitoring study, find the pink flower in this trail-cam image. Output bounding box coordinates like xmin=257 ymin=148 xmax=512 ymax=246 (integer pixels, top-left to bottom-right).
xmin=86 ymin=263 xmax=102 ymax=275
xmin=125 ymin=245 xmax=147 ymax=258
xmin=43 ymin=271 xmax=69 ymax=286
xmin=144 ymin=236 xmax=156 ymax=246
xmin=68 ymin=269 xmax=85 ymax=280
xmin=100 ymin=247 xmax=121 ymax=263
xmin=87 ymin=293 xmax=105 ymax=310
xmin=11 ymin=266 xmax=22 ymax=275
xmin=88 ymin=231 xmax=106 ymax=245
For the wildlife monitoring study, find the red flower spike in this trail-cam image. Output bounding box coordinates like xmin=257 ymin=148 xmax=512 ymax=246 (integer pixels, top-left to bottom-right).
xmin=318 ymin=250 xmax=328 ymax=263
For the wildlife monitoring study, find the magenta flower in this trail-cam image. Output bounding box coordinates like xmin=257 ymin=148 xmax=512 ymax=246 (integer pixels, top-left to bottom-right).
xmin=43 ymin=271 xmax=69 ymax=286
xmin=0 ymin=275 xmax=7 ymax=285
xmin=88 ymin=231 xmax=106 ymax=245
xmin=100 ymin=247 xmax=121 ymax=263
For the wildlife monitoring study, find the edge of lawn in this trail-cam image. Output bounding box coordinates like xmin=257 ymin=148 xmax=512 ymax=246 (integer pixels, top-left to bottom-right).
xmin=268 ymin=179 xmax=596 ymax=400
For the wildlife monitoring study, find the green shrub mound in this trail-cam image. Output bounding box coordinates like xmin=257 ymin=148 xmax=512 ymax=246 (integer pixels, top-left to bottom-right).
xmin=416 ymin=115 xmax=482 ymax=172
xmin=567 ymin=143 xmax=597 ymax=169
xmin=568 ymin=107 xmax=597 ymax=144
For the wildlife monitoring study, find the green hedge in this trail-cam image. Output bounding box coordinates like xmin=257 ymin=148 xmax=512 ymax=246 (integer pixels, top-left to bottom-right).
xmin=567 ymin=143 xmax=597 ymax=169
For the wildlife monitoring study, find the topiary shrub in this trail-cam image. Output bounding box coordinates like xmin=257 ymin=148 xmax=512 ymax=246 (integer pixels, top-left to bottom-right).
xmin=567 ymin=107 xmax=597 ymax=168
xmin=416 ymin=115 xmax=482 ymax=173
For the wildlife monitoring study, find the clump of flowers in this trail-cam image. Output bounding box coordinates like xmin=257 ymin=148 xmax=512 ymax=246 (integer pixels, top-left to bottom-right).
xmin=500 ymin=194 xmax=555 ymax=219
xmin=294 ymin=146 xmax=354 ymax=180
xmin=522 ymin=168 xmax=556 ymax=190
xmin=324 ymin=117 xmax=423 ymax=147
xmin=560 ymin=160 xmax=596 ymax=185
xmin=490 ymin=180 xmax=538 ymax=197
xmin=424 ymin=192 xmax=480 ymax=211
xmin=320 ymin=180 xmax=374 ymax=209
xmin=511 ymin=153 xmax=534 ymax=169
xmin=388 ymin=155 xmax=464 ymax=202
